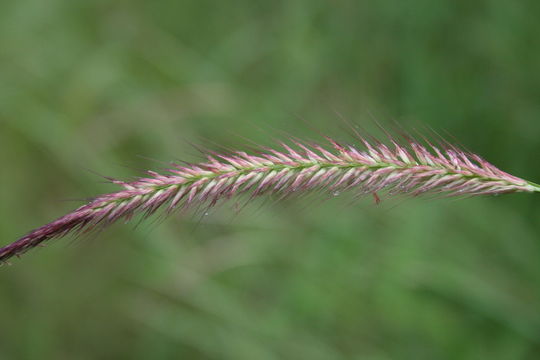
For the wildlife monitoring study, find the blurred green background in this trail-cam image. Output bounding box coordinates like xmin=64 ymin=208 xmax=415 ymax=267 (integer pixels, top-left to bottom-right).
xmin=1 ymin=0 xmax=540 ymax=359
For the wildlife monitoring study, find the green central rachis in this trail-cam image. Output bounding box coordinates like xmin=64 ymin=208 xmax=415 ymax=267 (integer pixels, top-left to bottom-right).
xmin=93 ymin=159 xmax=534 ymax=212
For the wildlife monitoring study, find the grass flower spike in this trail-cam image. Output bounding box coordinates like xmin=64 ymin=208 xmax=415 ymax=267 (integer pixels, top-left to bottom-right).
xmin=1 ymin=130 xmax=539 ymax=263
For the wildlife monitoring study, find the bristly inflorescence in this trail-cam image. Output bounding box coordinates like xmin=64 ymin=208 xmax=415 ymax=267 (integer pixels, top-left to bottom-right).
xmin=1 ymin=131 xmax=539 ymax=264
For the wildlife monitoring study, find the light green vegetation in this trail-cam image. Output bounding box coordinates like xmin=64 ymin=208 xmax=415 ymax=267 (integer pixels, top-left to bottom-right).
xmin=0 ymin=0 xmax=539 ymax=359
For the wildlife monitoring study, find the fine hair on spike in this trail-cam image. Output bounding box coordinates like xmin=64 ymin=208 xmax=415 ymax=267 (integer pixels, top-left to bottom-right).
xmin=1 ymin=125 xmax=539 ymax=263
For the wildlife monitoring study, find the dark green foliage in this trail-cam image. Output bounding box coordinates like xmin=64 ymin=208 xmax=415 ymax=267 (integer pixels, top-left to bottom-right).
xmin=0 ymin=0 xmax=539 ymax=359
